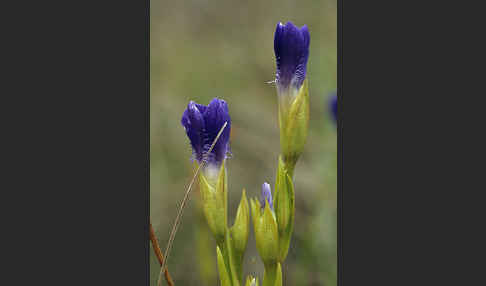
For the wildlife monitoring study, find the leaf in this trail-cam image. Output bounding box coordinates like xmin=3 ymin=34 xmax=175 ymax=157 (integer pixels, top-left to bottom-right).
xmin=217 ymin=246 xmax=232 ymax=286
xmin=274 ymin=157 xmax=295 ymax=261
xmin=274 ymin=263 xmax=282 ymax=286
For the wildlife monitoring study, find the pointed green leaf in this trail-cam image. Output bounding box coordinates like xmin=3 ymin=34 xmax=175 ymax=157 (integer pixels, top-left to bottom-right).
xmin=230 ymin=189 xmax=249 ymax=282
xmin=231 ymin=189 xmax=249 ymax=254
xmin=274 ymin=157 xmax=295 ymax=261
xmin=217 ymin=246 xmax=232 ymax=286
xmin=274 ymin=157 xmax=290 ymax=232
xmin=250 ymin=198 xmax=261 ymax=231
xmin=274 ymin=263 xmax=282 ymax=286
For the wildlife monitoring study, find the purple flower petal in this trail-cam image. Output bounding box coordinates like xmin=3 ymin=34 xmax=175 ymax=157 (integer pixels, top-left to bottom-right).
xmin=260 ymin=182 xmax=273 ymax=210
xmin=181 ymin=101 xmax=206 ymax=162
xmin=329 ymin=91 xmax=338 ymax=124
xmin=274 ymin=22 xmax=310 ymax=89
xmin=203 ymin=98 xmax=231 ymax=164
xmin=181 ymin=98 xmax=231 ymax=166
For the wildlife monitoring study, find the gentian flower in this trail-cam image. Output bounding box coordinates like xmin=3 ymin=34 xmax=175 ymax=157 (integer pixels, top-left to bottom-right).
xmin=183 ymin=98 xmax=231 ymax=242
xmin=329 ymin=90 xmax=338 ymax=124
xmin=273 ymin=21 xmax=310 ymax=176
xmin=274 ymin=21 xmax=310 ymax=93
xmin=260 ymin=182 xmax=273 ymax=210
xmin=181 ymin=98 xmax=231 ymax=169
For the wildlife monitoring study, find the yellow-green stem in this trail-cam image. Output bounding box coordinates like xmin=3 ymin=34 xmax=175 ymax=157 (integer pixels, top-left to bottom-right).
xmin=282 ymin=155 xmax=297 ymax=178
xmin=217 ymin=233 xmax=240 ymax=286
xmin=262 ymin=262 xmax=279 ymax=286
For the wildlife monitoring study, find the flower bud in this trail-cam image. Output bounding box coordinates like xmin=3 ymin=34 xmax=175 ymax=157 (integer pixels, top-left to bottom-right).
xmin=273 ymin=22 xmax=310 ymax=175
xmin=260 ymin=182 xmax=273 ymax=210
xmin=231 ymin=190 xmax=249 ymax=253
xmin=230 ymin=189 xmax=250 ymax=281
xmin=250 ymin=198 xmax=279 ymax=265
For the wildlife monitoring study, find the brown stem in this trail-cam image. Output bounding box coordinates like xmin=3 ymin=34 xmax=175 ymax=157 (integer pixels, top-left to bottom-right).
xmin=150 ymin=221 xmax=175 ymax=286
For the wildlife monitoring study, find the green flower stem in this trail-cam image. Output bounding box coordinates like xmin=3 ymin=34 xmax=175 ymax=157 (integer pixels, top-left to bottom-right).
xmin=282 ymin=156 xmax=296 ymax=178
xmin=217 ymin=232 xmax=240 ymax=286
xmin=232 ymin=250 xmax=243 ymax=285
xmin=217 ymin=238 xmax=231 ymax=286
xmin=225 ymin=232 xmax=241 ymax=286
xmin=262 ymin=262 xmax=279 ymax=286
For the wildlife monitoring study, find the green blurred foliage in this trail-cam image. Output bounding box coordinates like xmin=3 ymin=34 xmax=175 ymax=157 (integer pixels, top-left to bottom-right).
xmin=150 ymin=0 xmax=336 ymax=285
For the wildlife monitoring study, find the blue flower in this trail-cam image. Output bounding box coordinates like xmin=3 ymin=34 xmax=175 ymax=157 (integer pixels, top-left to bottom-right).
xmin=274 ymin=21 xmax=310 ymax=90
xmin=329 ymin=90 xmax=337 ymax=123
xmin=181 ymin=98 xmax=231 ymax=167
xmin=260 ymin=182 xmax=273 ymax=210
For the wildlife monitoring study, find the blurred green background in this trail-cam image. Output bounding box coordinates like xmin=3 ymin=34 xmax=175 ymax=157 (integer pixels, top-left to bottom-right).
xmin=150 ymin=0 xmax=336 ymax=285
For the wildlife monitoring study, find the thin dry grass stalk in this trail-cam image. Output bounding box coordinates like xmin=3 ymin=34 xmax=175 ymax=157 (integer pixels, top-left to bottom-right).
xmin=150 ymin=220 xmax=175 ymax=286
